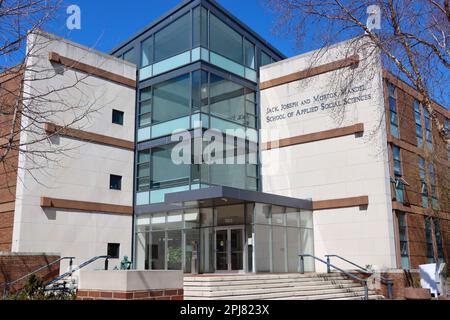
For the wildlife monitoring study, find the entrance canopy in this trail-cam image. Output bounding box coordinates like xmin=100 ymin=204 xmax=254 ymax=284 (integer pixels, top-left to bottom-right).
xmin=135 ymin=186 xmax=312 ymax=214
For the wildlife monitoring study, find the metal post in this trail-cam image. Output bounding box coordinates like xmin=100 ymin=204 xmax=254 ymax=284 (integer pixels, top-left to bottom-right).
xmin=69 ymin=258 xmax=73 ymax=273
xmin=364 ymin=281 xmax=369 ymax=300
xmin=326 ymin=256 xmax=331 ymax=274
xmin=104 ymin=258 xmax=109 ymax=270
xmin=387 ymin=280 xmax=393 ymax=299
xmin=299 ymin=256 xmax=304 ymax=274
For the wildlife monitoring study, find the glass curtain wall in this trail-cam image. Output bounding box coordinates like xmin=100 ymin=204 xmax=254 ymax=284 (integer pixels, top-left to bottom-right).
xmin=135 ymin=204 xmax=314 ymax=273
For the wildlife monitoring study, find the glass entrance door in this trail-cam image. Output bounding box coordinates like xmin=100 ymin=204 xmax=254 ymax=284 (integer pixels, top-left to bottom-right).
xmin=215 ymin=227 xmax=244 ymax=272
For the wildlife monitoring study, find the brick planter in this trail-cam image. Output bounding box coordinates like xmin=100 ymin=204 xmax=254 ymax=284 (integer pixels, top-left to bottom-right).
xmin=404 ymin=287 xmax=431 ymax=300
xmin=77 ymin=288 xmax=183 ymax=300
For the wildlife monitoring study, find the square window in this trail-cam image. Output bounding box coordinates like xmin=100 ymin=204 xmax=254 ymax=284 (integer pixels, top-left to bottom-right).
xmin=110 ymin=174 xmax=122 ymax=190
xmin=112 ymin=109 xmax=124 ymax=125
xmin=107 ymin=243 xmax=120 ymax=259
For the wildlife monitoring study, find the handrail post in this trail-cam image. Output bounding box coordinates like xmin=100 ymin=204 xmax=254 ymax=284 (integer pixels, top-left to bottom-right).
xmin=386 ymin=280 xmax=393 ymax=299
xmin=364 ymin=281 xmax=369 ymax=300
xmin=69 ymin=258 xmax=73 ymax=273
xmin=104 ymin=257 xmax=109 ymax=270
xmin=326 ymin=256 xmax=331 ymax=274
xmin=299 ymin=255 xmax=304 ymax=274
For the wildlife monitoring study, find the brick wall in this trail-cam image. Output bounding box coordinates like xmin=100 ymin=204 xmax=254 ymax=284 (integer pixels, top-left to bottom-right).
xmin=0 ymin=67 xmax=23 ymax=252
xmin=384 ymin=74 xmax=449 ymax=269
xmin=77 ymin=288 xmax=183 ymax=300
xmin=0 ymin=254 xmax=60 ymax=295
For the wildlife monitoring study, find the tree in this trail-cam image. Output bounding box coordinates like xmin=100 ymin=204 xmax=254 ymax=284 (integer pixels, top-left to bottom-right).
xmin=267 ymin=0 xmax=449 ymax=145
xmin=0 ymin=0 xmax=103 ymax=188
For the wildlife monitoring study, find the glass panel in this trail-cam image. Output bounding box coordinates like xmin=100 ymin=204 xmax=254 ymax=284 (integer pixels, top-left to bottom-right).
xmin=272 ymin=225 xmax=285 ymax=272
xmin=210 ymin=52 xmax=245 ymax=77
xmin=261 ymin=51 xmax=272 ymax=66
xmin=151 ymin=116 xmax=190 ymax=138
xmin=151 ymin=231 xmax=165 ymax=269
xmin=153 ymin=51 xmax=191 ymax=76
xmin=231 ymin=229 xmax=243 ymax=270
xmin=287 ymin=227 xmax=300 ymax=272
xmin=255 ymin=203 xmax=270 ymax=224
xmin=139 ymin=113 xmax=151 ymax=127
xmin=167 ymin=230 xmax=182 ymax=270
xmin=216 ymin=230 xmax=228 ymax=270
xmin=210 ymin=164 xmax=246 ymax=189
xmin=185 ymin=228 xmax=200 ymax=273
xmin=210 ymin=14 xmax=243 ymax=64
xmin=122 ymin=49 xmax=135 ymax=64
xmin=154 ymin=13 xmax=190 ymax=62
xmin=166 ymin=211 xmax=183 ymax=230
xmin=193 ymin=6 xmax=201 ymax=47
xmin=300 ymin=228 xmax=315 ymax=272
xmin=139 ymin=65 xmax=153 ymax=81
xmin=141 ymin=37 xmax=153 ymax=67
xmin=200 ymin=227 xmax=214 ymax=273
xmin=216 ymin=205 xmax=245 ymax=226
xmin=254 ymin=224 xmax=271 ymax=272
xmin=136 ymin=191 xmax=149 ymax=205
xmin=271 ymin=206 xmax=285 ymax=226
xmin=150 ymin=185 xmax=190 ymax=204
xmin=243 ymin=39 xmax=255 ymax=69
xmin=286 ymin=210 xmax=299 ymax=227
xmin=151 ymin=144 xmax=190 ymax=189
xmin=192 ymin=70 xmax=208 ymax=112
xmin=153 ymin=74 xmax=190 ymax=124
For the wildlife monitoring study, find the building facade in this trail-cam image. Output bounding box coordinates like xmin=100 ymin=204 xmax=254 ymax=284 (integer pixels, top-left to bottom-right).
xmin=0 ymin=0 xmax=448 ymax=275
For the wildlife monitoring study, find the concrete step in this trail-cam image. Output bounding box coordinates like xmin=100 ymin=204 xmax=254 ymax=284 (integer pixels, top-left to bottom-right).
xmin=185 ymin=273 xmax=347 ymax=282
xmin=185 ymin=286 xmax=372 ymax=298
xmin=185 ymin=281 xmax=360 ymax=292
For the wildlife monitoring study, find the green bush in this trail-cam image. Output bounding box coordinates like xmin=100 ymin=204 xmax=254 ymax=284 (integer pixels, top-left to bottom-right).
xmin=7 ymin=274 xmax=76 ymax=300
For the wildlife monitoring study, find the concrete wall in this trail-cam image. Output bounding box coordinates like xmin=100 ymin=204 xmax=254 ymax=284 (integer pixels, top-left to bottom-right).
xmin=260 ymin=37 xmax=397 ymax=271
xmin=11 ymin=31 xmax=136 ymax=272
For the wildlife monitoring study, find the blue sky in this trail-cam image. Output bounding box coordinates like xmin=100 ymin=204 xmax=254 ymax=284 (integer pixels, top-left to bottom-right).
xmin=48 ymin=0 xmax=299 ymax=57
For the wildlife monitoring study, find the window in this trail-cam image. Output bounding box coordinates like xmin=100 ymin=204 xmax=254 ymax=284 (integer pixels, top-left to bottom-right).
xmin=209 ymin=73 xmax=256 ymax=127
xmin=192 ymin=70 xmax=208 ymax=113
xmin=424 ymin=107 xmax=432 ymax=150
xmin=107 ymin=243 xmax=120 ymax=259
xmin=141 ymin=36 xmax=153 ymax=67
xmin=243 ymin=38 xmax=255 ymax=69
xmin=392 ymin=145 xmax=404 ymax=202
xmin=428 ymin=163 xmax=439 ymax=210
xmin=137 ymin=150 xmax=150 ymax=192
xmin=425 ymin=217 xmax=434 ymax=263
xmin=154 ymin=13 xmax=190 ymax=62
xmin=122 ymin=49 xmax=135 ymax=64
xmin=388 ymin=83 xmax=399 ymax=138
xmin=261 ymin=51 xmax=273 ymax=66
xmin=210 ymin=13 xmax=243 ymax=64
xmin=433 ymin=219 xmax=445 ymax=263
xmin=193 ymin=6 xmax=208 ymax=48
xmin=139 ymin=87 xmax=152 ymax=128
xmin=414 ymin=100 xmax=423 ymax=148
xmin=110 ymin=175 xmax=122 ymax=190
xmin=112 ymin=109 xmax=124 ymax=125
xmin=419 ymin=157 xmax=428 ymax=208
xmin=153 ymin=74 xmax=190 ymax=124
xmin=151 ymin=144 xmax=190 ymax=189
xmin=397 ymin=212 xmax=410 ymax=269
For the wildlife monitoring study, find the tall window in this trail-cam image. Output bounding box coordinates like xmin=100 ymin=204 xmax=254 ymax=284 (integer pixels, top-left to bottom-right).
xmin=137 ymin=150 xmax=150 ymax=192
xmin=388 ymin=83 xmax=399 ymax=138
xmin=243 ymin=39 xmax=255 ymax=69
xmin=138 ymin=87 xmax=152 ymax=128
xmin=154 ymin=13 xmax=190 ymax=62
xmin=193 ymin=6 xmax=208 ymax=48
xmin=141 ymin=36 xmax=153 ymax=67
xmin=261 ymin=51 xmax=273 ymax=66
xmin=397 ymin=212 xmax=410 ymax=269
xmin=428 ymin=163 xmax=439 ymax=210
xmin=433 ymin=219 xmax=445 ymax=263
xmin=424 ymin=107 xmax=432 ymax=150
xmin=210 ymin=13 xmax=243 ymax=64
xmin=153 ymin=74 xmax=190 ymax=124
xmin=122 ymin=48 xmax=135 ymax=64
xmin=392 ymin=145 xmax=404 ymax=202
xmin=414 ymin=99 xmax=423 ymax=148
xmin=419 ymin=157 xmax=428 ymax=208
xmin=424 ymin=217 xmax=434 ymax=263
xmin=151 ymin=144 xmax=190 ymax=189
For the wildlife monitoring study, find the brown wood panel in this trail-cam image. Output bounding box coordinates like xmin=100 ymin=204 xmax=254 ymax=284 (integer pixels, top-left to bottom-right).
xmin=40 ymin=197 xmax=132 ymax=215
xmin=260 ymin=55 xmax=359 ymax=90
xmin=44 ymin=122 xmax=134 ymax=151
xmin=48 ymin=52 xmax=136 ymax=88
xmin=262 ymin=123 xmax=364 ymax=150
xmin=313 ymin=196 xmax=369 ymax=210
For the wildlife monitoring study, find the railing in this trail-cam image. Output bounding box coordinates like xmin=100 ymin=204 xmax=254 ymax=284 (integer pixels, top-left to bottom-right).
xmin=298 ymin=254 xmax=369 ymax=300
xmin=45 ymin=255 xmax=111 ymax=288
xmin=325 ymin=254 xmax=393 ymax=299
xmin=1 ymin=256 xmax=75 ymax=299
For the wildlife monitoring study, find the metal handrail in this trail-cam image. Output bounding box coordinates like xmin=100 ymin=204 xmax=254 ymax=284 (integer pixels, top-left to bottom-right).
xmin=298 ymin=254 xmax=369 ymax=300
xmin=325 ymin=254 xmax=393 ymax=299
xmin=1 ymin=256 xmax=75 ymax=299
xmin=45 ymin=255 xmax=111 ymax=288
